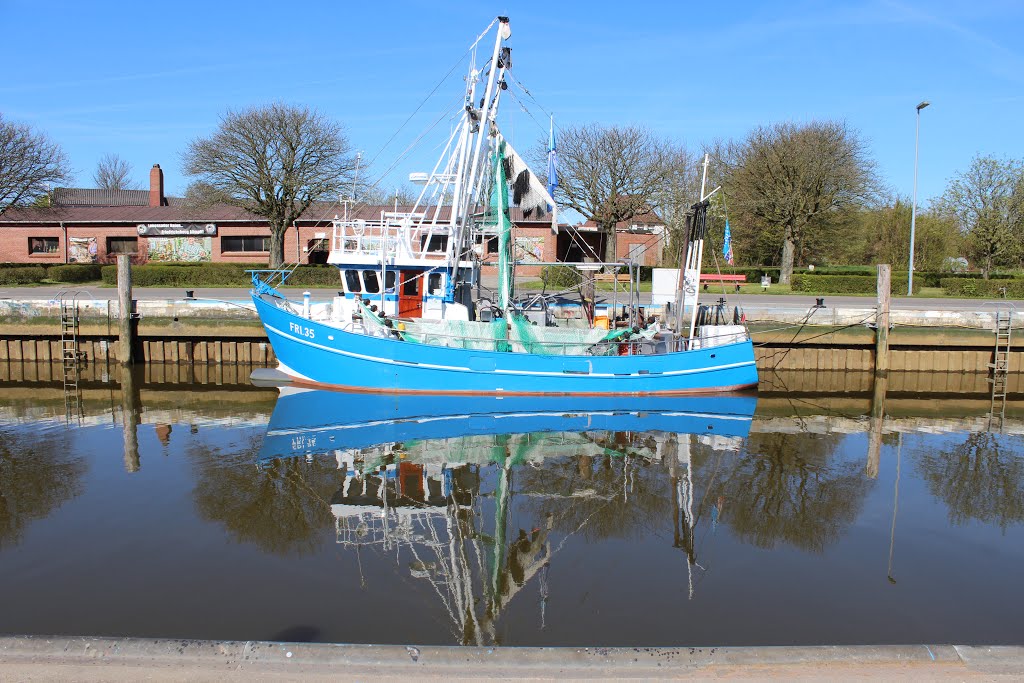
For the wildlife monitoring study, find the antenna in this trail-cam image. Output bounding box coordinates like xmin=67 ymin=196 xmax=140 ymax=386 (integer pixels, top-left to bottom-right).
xmin=351 ymin=152 xmax=363 ymax=201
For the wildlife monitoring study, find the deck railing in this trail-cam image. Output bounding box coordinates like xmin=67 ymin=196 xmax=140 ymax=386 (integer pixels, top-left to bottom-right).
xmin=331 ymin=212 xmax=454 ymax=262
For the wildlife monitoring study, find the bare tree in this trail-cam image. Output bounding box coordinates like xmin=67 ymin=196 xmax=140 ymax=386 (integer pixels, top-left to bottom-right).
xmin=651 ymin=146 xmax=702 ymax=266
xmin=717 ymin=121 xmax=875 ymax=284
xmin=93 ymin=153 xmax=137 ymax=191
xmin=0 ymin=114 xmax=71 ymax=214
xmin=183 ymin=103 xmax=356 ymax=267
xmin=934 ymin=155 xmax=1024 ymax=278
xmin=551 ymin=124 xmax=677 ymax=264
xmin=359 ymin=183 xmax=422 ymax=207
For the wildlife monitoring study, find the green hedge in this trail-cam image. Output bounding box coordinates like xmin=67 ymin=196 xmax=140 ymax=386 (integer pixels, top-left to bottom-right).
xmin=940 ymin=278 xmax=1024 ymax=297
xmin=99 ymin=263 xmax=341 ymax=287
xmin=0 ymin=267 xmax=47 ymax=284
xmin=792 ymin=274 xmax=922 ymax=295
xmin=281 ymin=265 xmax=344 ymax=287
xmin=48 ymin=264 xmax=102 ymax=283
xmin=540 ymin=265 xmax=583 ymax=289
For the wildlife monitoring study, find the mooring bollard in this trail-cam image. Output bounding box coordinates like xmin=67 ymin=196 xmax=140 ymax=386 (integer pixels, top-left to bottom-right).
xmin=117 ymin=254 xmax=134 ymax=365
xmin=875 ymin=264 xmax=891 ymax=376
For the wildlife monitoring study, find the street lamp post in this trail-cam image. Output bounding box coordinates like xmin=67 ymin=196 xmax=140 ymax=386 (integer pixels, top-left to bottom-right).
xmin=908 ymin=100 xmax=930 ymax=295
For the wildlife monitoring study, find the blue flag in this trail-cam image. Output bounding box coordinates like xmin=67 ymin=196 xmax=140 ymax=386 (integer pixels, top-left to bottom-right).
xmin=723 ymin=219 xmax=734 ymax=265
xmin=547 ymin=117 xmax=557 ymax=198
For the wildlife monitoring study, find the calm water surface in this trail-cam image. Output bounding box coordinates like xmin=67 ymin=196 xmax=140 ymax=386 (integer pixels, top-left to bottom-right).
xmin=1 ymin=368 xmax=1023 ymax=646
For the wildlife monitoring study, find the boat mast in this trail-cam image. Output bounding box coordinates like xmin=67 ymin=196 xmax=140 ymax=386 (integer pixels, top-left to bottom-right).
xmin=456 ymin=18 xmax=510 ymax=247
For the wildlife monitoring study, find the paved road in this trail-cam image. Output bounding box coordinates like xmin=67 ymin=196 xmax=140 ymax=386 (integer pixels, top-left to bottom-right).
xmin=2 ymin=284 xmax=1019 ymax=313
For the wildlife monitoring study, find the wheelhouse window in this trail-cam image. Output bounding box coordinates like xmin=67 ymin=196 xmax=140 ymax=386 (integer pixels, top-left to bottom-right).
xmin=428 ymin=272 xmax=443 ymax=294
xmin=384 ymin=271 xmax=396 ymax=291
xmin=28 ymin=237 xmax=59 ymax=254
xmin=107 ymin=237 xmax=138 ymax=254
xmin=344 ymin=270 xmax=362 ymax=293
xmin=363 ymin=270 xmax=380 ymax=293
xmin=222 ymin=236 xmax=270 ymax=252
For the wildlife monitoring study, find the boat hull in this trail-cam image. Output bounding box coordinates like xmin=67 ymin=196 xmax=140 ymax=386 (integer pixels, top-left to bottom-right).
xmin=252 ymin=293 xmax=759 ymax=396
xmin=258 ymin=388 xmax=757 ymax=463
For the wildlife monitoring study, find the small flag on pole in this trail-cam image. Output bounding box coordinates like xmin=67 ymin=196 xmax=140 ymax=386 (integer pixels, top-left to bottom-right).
xmin=547 ymin=116 xmax=558 ymax=233
xmin=547 ymin=116 xmax=557 ymax=197
xmin=723 ymin=219 xmax=734 ymax=265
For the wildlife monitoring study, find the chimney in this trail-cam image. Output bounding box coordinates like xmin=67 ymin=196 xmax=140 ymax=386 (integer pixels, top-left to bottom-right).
xmin=149 ymin=164 xmax=166 ymax=207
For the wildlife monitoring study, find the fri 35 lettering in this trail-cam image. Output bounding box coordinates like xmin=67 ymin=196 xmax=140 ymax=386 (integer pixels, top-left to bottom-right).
xmin=289 ymin=322 xmax=315 ymax=339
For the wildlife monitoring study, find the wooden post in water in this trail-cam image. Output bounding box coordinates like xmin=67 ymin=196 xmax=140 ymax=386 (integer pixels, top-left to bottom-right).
xmin=867 ymin=372 xmax=888 ymax=479
xmin=117 ymin=254 xmax=134 ymax=365
xmin=120 ymin=364 xmax=140 ymax=473
xmin=875 ymin=264 xmax=891 ymax=376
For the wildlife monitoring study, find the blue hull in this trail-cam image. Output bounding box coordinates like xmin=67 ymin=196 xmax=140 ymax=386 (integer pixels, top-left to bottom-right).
xmin=252 ymin=293 xmax=759 ymax=395
xmin=258 ymin=388 xmax=757 ymax=463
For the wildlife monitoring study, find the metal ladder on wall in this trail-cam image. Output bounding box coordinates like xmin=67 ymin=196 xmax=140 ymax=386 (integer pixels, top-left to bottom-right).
xmin=58 ymin=291 xmax=86 ymax=422
xmin=985 ymin=303 xmax=1014 ymax=433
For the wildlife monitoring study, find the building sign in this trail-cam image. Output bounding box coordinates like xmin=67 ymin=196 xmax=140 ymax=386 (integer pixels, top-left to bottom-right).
xmin=137 ymin=223 xmax=217 ymax=237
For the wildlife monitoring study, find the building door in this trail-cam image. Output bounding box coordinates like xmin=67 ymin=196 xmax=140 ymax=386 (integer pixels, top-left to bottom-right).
xmin=398 ymin=270 xmax=422 ymax=318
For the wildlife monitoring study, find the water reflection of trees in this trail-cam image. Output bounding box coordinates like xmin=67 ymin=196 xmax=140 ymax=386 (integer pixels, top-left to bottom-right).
xmin=0 ymin=428 xmax=86 ymax=549
xmin=713 ymin=432 xmax=873 ymax=552
xmin=916 ymin=432 xmax=1024 ymax=531
xmin=190 ymin=439 xmax=340 ymax=556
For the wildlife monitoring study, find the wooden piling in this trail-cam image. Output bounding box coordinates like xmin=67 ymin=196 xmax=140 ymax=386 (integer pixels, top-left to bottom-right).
xmin=875 ymin=264 xmax=891 ymax=376
xmin=120 ymin=364 xmax=140 ymax=473
xmin=117 ymin=255 xmax=134 ymax=365
xmin=866 ymin=372 xmax=887 ymax=479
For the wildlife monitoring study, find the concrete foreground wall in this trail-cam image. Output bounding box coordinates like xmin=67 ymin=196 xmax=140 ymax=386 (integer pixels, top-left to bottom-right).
xmin=1 ymin=636 xmax=1022 ymax=681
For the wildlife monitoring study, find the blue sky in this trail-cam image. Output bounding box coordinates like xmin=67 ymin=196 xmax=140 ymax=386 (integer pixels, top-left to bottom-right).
xmin=2 ymin=0 xmax=1021 ymax=207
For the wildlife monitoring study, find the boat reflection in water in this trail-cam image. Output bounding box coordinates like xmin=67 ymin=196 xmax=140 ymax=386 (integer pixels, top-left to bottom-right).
xmin=257 ymin=386 xmax=756 ymax=645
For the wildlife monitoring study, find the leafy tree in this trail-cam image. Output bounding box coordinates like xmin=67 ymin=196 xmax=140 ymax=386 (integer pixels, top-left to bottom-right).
xmin=935 ymin=155 xmax=1024 ymax=278
xmin=0 ymin=113 xmax=71 ymax=214
xmin=183 ymin=103 xmax=357 ymax=267
xmin=550 ymin=124 xmax=678 ymax=264
xmin=715 ymin=120 xmax=876 ymax=283
xmin=851 ymin=198 xmax=962 ymax=276
xmin=916 ymin=432 xmax=1024 ymax=531
xmin=92 ymin=153 xmax=137 ymax=191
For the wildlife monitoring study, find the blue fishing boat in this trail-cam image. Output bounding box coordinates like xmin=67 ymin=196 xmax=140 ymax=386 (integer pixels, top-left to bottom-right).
xmin=250 ymin=16 xmax=758 ymax=396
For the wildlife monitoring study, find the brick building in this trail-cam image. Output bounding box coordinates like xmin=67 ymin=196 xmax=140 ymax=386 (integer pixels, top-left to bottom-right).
xmin=0 ymin=164 xmax=666 ymax=274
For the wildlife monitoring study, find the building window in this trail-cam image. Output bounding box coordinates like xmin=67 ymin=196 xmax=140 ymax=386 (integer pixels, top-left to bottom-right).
xmin=107 ymin=237 xmax=138 ymax=254
xmin=222 ymin=236 xmax=270 ymax=252
xmin=474 ymin=234 xmax=498 ymax=254
xmin=28 ymin=237 xmax=59 ymax=254
xmin=421 ymin=235 xmax=448 ymax=253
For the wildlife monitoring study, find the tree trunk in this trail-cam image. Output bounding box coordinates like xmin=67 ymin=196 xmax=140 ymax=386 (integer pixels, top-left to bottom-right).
xmin=602 ymin=222 xmax=617 ymax=266
xmin=779 ymin=230 xmax=796 ymax=285
xmin=269 ymin=222 xmax=286 ymax=269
